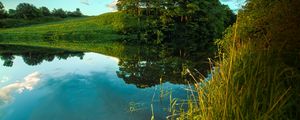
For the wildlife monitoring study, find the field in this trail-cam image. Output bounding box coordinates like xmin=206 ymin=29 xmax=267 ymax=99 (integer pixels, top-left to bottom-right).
xmin=0 ymin=12 xmax=138 ymax=44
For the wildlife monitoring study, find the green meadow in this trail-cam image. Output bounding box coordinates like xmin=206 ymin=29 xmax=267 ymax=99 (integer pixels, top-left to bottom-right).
xmin=0 ymin=12 xmax=138 ymax=45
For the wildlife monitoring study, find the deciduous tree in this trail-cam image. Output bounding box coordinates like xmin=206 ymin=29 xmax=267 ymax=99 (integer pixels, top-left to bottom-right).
xmin=52 ymin=8 xmax=67 ymax=18
xmin=15 ymin=3 xmax=40 ymax=19
xmin=0 ymin=2 xmax=8 ymax=19
xmin=39 ymin=6 xmax=51 ymax=16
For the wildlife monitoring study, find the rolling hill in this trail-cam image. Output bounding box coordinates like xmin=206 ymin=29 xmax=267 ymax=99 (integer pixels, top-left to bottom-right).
xmin=0 ymin=12 xmax=138 ymax=43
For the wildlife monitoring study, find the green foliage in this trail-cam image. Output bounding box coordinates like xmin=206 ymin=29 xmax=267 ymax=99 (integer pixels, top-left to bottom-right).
xmin=1 ymin=2 xmax=88 ymax=28
xmin=51 ymin=8 xmax=82 ymax=18
xmin=39 ymin=7 xmax=51 ymax=16
xmin=116 ymin=0 xmax=139 ymax=14
xmin=223 ymin=5 xmax=236 ymax=27
xmin=8 ymin=9 xmax=16 ymax=18
xmin=117 ymin=0 xmax=236 ymax=58
xmin=176 ymin=0 xmax=300 ymax=119
xmin=177 ymin=43 xmax=298 ymax=119
xmin=52 ymin=8 xmax=67 ymax=18
xmin=0 ymin=2 xmax=85 ymax=28
xmin=0 ymin=2 xmax=8 ymax=19
xmin=0 ymin=2 xmax=3 ymax=10
xmin=0 ymin=17 xmax=63 ymax=28
xmin=68 ymin=8 xmax=83 ymax=17
xmin=16 ymin=3 xmax=40 ymax=19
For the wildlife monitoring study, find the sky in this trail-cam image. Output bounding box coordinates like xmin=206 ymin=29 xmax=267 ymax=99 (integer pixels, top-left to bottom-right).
xmin=1 ymin=0 xmax=117 ymax=16
xmin=220 ymin=0 xmax=246 ymax=12
xmin=1 ymin=0 xmax=245 ymax=16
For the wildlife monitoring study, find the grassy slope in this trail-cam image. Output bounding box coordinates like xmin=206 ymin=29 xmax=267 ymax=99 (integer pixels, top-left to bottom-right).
xmin=0 ymin=12 xmax=137 ymax=43
xmin=0 ymin=12 xmax=139 ymax=57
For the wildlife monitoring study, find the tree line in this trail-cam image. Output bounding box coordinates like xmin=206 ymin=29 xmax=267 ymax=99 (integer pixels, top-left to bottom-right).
xmin=116 ymin=0 xmax=236 ymax=58
xmin=0 ymin=2 xmax=83 ymax=19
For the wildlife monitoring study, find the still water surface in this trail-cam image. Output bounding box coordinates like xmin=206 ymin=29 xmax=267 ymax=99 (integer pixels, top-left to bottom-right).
xmin=0 ymin=45 xmax=188 ymax=120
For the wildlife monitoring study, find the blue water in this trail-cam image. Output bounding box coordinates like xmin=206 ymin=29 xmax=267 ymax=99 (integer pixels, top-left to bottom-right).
xmin=0 ymin=52 xmax=187 ymax=120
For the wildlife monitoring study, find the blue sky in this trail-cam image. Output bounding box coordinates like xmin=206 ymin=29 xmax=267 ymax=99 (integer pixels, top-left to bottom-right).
xmin=220 ymin=0 xmax=246 ymax=12
xmin=1 ymin=0 xmax=116 ymax=16
xmin=1 ymin=0 xmax=245 ymax=16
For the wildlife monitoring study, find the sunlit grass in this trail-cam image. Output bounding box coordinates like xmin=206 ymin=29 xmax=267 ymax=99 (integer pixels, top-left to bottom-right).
xmin=174 ymin=40 xmax=298 ymax=119
xmin=0 ymin=12 xmax=138 ymax=43
xmin=171 ymin=0 xmax=300 ymax=118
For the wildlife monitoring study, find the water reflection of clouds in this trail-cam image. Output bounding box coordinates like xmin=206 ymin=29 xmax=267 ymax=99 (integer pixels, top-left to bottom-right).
xmin=0 ymin=72 xmax=41 ymax=103
xmin=45 ymin=68 xmax=67 ymax=78
xmin=0 ymin=76 xmax=9 ymax=83
xmin=107 ymin=56 xmax=120 ymax=63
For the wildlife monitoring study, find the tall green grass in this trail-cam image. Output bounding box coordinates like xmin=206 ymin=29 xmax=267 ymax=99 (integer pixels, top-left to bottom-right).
xmin=177 ymin=41 xmax=298 ymax=119
xmin=173 ymin=0 xmax=299 ymax=119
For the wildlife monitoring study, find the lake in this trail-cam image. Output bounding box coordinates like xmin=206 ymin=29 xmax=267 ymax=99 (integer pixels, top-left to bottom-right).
xmin=0 ymin=45 xmax=193 ymax=120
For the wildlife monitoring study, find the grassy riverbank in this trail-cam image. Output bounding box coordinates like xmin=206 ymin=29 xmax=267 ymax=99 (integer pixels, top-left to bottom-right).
xmin=174 ymin=0 xmax=300 ymax=119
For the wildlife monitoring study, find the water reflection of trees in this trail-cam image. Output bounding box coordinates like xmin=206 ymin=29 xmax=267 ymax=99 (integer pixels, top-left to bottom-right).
xmin=0 ymin=53 xmax=15 ymax=67
xmin=117 ymin=47 xmax=209 ymax=88
xmin=0 ymin=45 xmax=210 ymax=88
xmin=20 ymin=52 xmax=84 ymax=66
xmin=0 ymin=45 xmax=84 ymax=66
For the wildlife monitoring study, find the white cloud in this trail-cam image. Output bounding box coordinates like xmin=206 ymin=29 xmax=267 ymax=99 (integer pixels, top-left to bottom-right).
xmin=80 ymin=0 xmax=90 ymax=5
xmin=107 ymin=56 xmax=120 ymax=63
xmin=0 ymin=76 xmax=9 ymax=83
xmin=0 ymin=72 xmax=41 ymax=102
xmin=106 ymin=0 xmax=117 ymax=12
